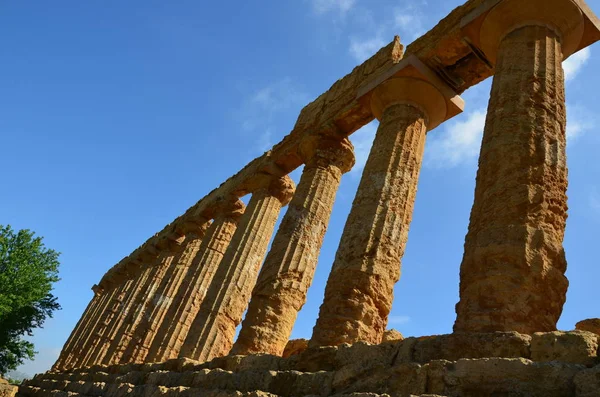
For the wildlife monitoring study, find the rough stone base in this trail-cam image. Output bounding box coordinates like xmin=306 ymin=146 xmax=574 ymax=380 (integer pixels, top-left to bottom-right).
xmin=18 ymin=331 xmax=600 ymax=397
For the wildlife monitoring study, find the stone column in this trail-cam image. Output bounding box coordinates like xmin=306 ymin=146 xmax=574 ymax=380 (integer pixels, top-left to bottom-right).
xmin=179 ymin=176 xmax=295 ymax=362
xmin=52 ymin=285 xmax=102 ymax=371
xmin=145 ymin=198 xmax=245 ymax=363
xmin=93 ymin=264 xmax=149 ymax=366
xmin=77 ymin=279 xmax=134 ymax=368
xmin=102 ymin=260 xmax=156 ymax=366
xmin=112 ymin=249 xmax=177 ymax=365
xmin=454 ymin=0 xmax=586 ymax=333
xmin=310 ymin=74 xmax=458 ymax=347
xmin=63 ymin=285 xmax=117 ymax=369
xmin=232 ymin=137 xmax=354 ymax=356
xmin=120 ymin=221 xmax=212 ymax=363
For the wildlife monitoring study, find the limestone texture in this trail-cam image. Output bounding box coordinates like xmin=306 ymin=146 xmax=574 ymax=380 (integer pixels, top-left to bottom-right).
xmin=119 ymin=225 xmax=210 ymax=364
xmin=455 ymin=24 xmax=569 ymax=334
xmin=382 ymin=330 xmax=404 ymax=343
xmin=232 ymin=137 xmax=354 ymax=356
xmin=110 ymin=253 xmax=175 ymax=365
xmin=145 ymin=200 xmax=245 ymax=363
xmin=311 ymin=102 xmax=428 ymax=348
xmin=282 ymin=339 xmax=309 ymax=358
xmin=179 ymin=177 xmax=294 ymax=362
xmin=18 ymin=332 xmax=600 ymax=397
xmin=576 ymin=319 xmax=600 ymax=336
xmin=100 ymin=265 xmax=155 ymax=366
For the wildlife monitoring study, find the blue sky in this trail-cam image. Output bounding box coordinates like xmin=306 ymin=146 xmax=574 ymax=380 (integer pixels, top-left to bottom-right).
xmin=1 ymin=0 xmax=599 ymax=377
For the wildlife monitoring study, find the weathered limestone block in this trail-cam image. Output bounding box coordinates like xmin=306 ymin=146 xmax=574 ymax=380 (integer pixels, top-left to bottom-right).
xmin=0 ymin=380 xmax=17 ymax=397
xmin=233 ymin=136 xmax=355 ymax=357
xmin=411 ymin=332 xmax=532 ymax=363
xmin=120 ymin=222 xmax=211 ymax=364
xmin=179 ymin=176 xmax=294 ymax=362
xmin=145 ymin=198 xmax=244 ymax=363
xmin=574 ymin=365 xmax=600 ymax=397
xmin=531 ymin=331 xmax=598 ymax=366
xmin=282 ymin=339 xmax=309 ymax=359
xmin=381 ymin=330 xmax=404 ymax=343
xmin=426 ymin=358 xmax=585 ymax=397
xmin=454 ymin=0 xmax=586 ymax=334
xmin=576 ymin=319 xmax=600 ymax=336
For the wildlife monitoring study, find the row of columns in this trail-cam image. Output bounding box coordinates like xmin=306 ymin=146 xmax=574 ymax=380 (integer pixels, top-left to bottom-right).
xmin=54 ymin=0 xmax=593 ymax=371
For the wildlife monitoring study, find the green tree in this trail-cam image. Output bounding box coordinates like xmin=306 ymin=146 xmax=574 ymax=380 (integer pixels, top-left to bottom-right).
xmin=0 ymin=225 xmax=61 ymax=376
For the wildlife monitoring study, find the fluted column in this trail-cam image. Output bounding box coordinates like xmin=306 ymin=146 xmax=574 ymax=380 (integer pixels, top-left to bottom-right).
xmin=179 ymin=176 xmax=295 ymax=362
xmin=145 ymin=198 xmax=245 ymax=363
xmin=77 ymin=279 xmax=134 ymax=367
xmin=232 ymin=137 xmax=354 ymax=356
xmin=121 ymin=221 xmax=212 ymax=363
xmin=63 ymin=285 xmax=117 ymax=369
xmin=455 ymin=0 xmax=587 ymax=333
xmin=102 ymin=261 xmax=156 ymax=366
xmin=113 ymin=248 xmax=178 ymax=364
xmin=310 ymin=72 xmax=460 ymax=347
xmin=52 ymin=285 xmax=102 ymax=371
xmin=94 ymin=263 xmax=151 ymax=366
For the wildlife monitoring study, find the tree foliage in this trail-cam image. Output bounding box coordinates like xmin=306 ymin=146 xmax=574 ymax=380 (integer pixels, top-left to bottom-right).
xmin=0 ymin=225 xmax=61 ymax=376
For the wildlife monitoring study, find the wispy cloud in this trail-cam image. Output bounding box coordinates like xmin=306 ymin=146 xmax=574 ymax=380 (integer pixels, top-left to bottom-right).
xmin=425 ymin=110 xmax=486 ymax=168
xmin=311 ymin=0 xmax=356 ymax=15
xmin=240 ymin=78 xmax=308 ymax=153
xmin=388 ymin=315 xmax=411 ymax=325
xmin=564 ymin=47 xmax=591 ymax=82
xmin=348 ymin=121 xmax=377 ymax=175
xmin=393 ymin=1 xmax=428 ymax=42
xmin=567 ymin=103 xmax=594 ymax=142
xmin=346 ymin=0 xmax=427 ymax=62
xmin=349 ymin=35 xmax=387 ymax=62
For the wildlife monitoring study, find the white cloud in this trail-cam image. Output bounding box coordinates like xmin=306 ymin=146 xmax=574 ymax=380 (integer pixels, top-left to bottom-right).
xmin=349 ymin=121 xmax=377 ymax=175
xmin=349 ymin=35 xmax=387 ymax=62
xmin=240 ymin=78 xmax=308 ymax=153
xmin=567 ymin=103 xmax=594 ymax=142
xmin=564 ymin=47 xmax=591 ymax=82
xmin=311 ymin=0 xmax=356 ymax=15
xmin=425 ymin=110 xmax=487 ymax=168
xmin=388 ymin=315 xmax=411 ymax=325
xmin=393 ymin=2 xmax=427 ymax=42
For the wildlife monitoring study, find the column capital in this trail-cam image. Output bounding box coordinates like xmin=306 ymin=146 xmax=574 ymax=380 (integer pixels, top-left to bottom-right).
xmin=357 ymin=55 xmax=464 ymax=130
xmin=253 ymin=174 xmax=296 ymax=206
xmin=174 ymin=217 xmax=212 ymax=238
xmin=210 ymin=195 xmax=246 ymax=220
xmin=299 ymin=135 xmax=355 ymax=174
xmin=461 ymin=0 xmax=600 ymax=64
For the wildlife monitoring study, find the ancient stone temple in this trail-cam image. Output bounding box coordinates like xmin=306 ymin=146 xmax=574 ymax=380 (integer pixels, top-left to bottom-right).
xmin=19 ymin=0 xmax=600 ymax=396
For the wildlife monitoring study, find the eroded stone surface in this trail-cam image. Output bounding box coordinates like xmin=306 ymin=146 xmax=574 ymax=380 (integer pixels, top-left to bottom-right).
xmin=282 ymin=339 xmax=309 ymax=359
xmin=455 ymin=24 xmax=569 ymax=334
xmin=233 ymin=137 xmax=355 ymax=357
xmin=310 ymin=102 xmax=429 ymax=348
xmin=179 ymin=177 xmax=294 ymax=362
xmin=576 ymin=319 xmax=600 ymax=336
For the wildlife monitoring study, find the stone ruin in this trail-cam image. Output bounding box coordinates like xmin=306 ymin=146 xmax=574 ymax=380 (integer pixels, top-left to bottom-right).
xmin=18 ymin=0 xmax=600 ymax=396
